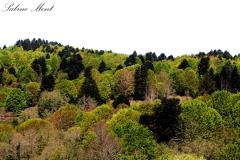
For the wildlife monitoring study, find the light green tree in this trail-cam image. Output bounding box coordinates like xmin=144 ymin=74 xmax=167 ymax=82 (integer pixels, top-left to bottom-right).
xmin=5 ymin=88 xmax=32 ymax=112
xmin=180 ymin=100 xmax=223 ymax=140
xmin=207 ymin=90 xmax=232 ymax=123
xmin=54 ymin=79 xmax=78 ymax=102
xmin=19 ymin=67 xmax=38 ymax=83
xmin=185 ymin=69 xmax=199 ymax=97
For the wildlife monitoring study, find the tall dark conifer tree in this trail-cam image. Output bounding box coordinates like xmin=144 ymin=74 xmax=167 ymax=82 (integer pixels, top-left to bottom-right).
xmin=98 ymin=60 xmax=106 ymax=73
xmin=41 ymin=74 xmax=55 ymax=91
xmin=0 ymin=66 xmax=4 ymax=85
xmin=134 ymin=66 xmax=147 ymax=100
xmin=178 ymin=59 xmax=190 ymax=70
xmin=198 ymin=57 xmax=210 ymax=76
xmin=230 ymin=66 xmax=240 ymax=93
xmin=81 ymin=67 xmax=102 ymax=105
xmin=139 ymin=98 xmax=181 ymax=143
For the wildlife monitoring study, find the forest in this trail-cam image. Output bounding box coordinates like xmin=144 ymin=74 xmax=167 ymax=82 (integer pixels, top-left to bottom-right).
xmin=0 ymin=38 xmax=240 ymax=160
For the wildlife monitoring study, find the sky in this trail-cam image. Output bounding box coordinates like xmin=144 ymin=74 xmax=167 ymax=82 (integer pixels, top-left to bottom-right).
xmin=1 ymin=0 xmax=240 ymax=57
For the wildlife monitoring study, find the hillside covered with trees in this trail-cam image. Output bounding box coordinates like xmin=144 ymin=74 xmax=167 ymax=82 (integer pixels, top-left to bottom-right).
xmin=0 ymin=38 xmax=240 ymax=159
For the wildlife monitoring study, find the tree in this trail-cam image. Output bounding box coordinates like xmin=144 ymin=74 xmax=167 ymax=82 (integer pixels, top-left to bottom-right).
xmin=5 ymin=88 xmax=32 ymax=112
xmin=185 ymin=69 xmax=199 ymax=97
xmin=198 ymin=71 xmax=216 ymax=95
xmin=1 ymin=71 xmax=17 ymax=86
xmin=31 ymin=59 xmax=42 ymax=75
xmin=115 ymin=69 xmax=135 ymax=97
xmin=26 ymin=82 xmax=41 ymax=106
xmin=180 ymin=100 xmax=223 ymax=140
xmin=60 ymin=57 xmax=67 ymax=71
xmin=139 ymin=98 xmax=181 ymax=142
xmin=87 ymin=122 xmax=121 ymax=160
xmin=208 ymin=90 xmax=232 ymax=123
xmin=230 ymin=66 xmax=240 ymax=93
xmin=81 ymin=67 xmax=102 ymax=105
xmin=134 ymin=66 xmax=147 ymax=100
xmin=222 ymin=50 xmax=232 ymax=60
xmin=41 ymin=74 xmax=55 ymax=91
xmin=49 ymin=104 xmax=80 ymax=130
xmin=214 ymin=139 xmax=240 ymax=160
xmin=146 ymin=52 xmax=157 ymax=62
xmin=157 ymin=69 xmax=172 ymax=98
xmin=111 ymin=121 xmax=158 ymax=159
xmin=178 ymin=59 xmax=190 ymax=70
xmin=112 ymin=94 xmax=130 ymax=108
xmin=31 ymin=57 xmax=47 ymax=75
xmin=220 ymin=61 xmax=233 ymax=91
xmin=0 ymin=91 xmax=8 ymax=107
xmin=38 ymin=91 xmax=67 ymax=118
xmin=124 ymin=52 xmax=137 ymax=66
xmin=145 ymin=69 xmax=159 ymax=101
xmin=142 ymin=60 xmax=154 ymax=71
xmin=46 ymin=53 xmax=50 ymax=59
xmin=2 ymin=45 xmax=7 ymax=49
xmin=158 ymin=53 xmax=167 ymax=61
xmin=66 ymin=53 xmax=84 ymax=80
xmin=173 ymin=69 xmax=187 ymax=96
xmin=0 ymin=66 xmax=4 ymax=85
xmin=98 ymin=74 xmax=111 ymax=102
xmin=98 ymin=60 xmax=106 ymax=73
xmin=55 ymin=79 xmax=78 ymax=102
xmin=198 ymin=57 xmax=210 ymax=76
xmin=138 ymin=54 xmax=145 ymax=63
xmin=167 ymin=55 xmax=174 ymax=61
xmin=19 ymin=67 xmax=38 ymax=84
xmin=22 ymin=39 xmax=31 ymax=51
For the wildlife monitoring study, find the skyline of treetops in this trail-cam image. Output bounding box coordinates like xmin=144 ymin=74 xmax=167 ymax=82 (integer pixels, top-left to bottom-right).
xmin=0 ymin=38 xmax=240 ymax=159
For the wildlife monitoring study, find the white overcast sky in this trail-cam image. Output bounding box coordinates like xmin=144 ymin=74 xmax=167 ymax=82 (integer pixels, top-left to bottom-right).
xmin=1 ymin=0 xmax=240 ymax=57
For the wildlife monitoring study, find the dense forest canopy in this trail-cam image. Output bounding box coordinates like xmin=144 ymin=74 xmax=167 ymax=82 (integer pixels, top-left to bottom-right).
xmin=0 ymin=38 xmax=240 ymax=159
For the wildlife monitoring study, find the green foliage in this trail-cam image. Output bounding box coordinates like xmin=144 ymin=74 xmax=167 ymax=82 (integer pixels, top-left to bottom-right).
xmin=0 ymin=123 xmax=14 ymax=142
xmin=76 ymin=104 xmax=111 ymax=132
xmin=37 ymin=91 xmax=67 ymax=118
xmin=55 ymin=79 xmax=78 ymax=102
xmin=91 ymin=104 xmax=112 ymax=120
xmin=108 ymin=108 xmax=141 ymax=130
xmin=132 ymin=102 xmax=155 ymax=115
xmin=180 ymin=100 xmax=223 ymax=140
xmin=3 ymin=40 xmax=240 ymax=159
xmin=5 ymin=88 xmax=32 ymax=112
xmin=49 ymin=104 xmax=80 ymax=130
xmin=185 ymin=69 xmax=199 ymax=97
xmin=76 ymin=112 xmax=96 ymax=132
xmin=139 ymin=98 xmax=181 ymax=142
xmin=19 ymin=67 xmax=38 ymax=83
xmin=207 ymin=90 xmax=232 ymax=123
xmin=26 ymin=82 xmax=41 ymax=106
xmin=214 ymin=139 xmax=240 ymax=160
xmin=81 ymin=67 xmax=102 ymax=104
xmin=39 ymin=145 xmax=69 ymax=160
xmin=112 ymin=121 xmax=158 ymax=159
xmin=97 ymin=74 xmax=112 ymax=102
xmin=18 ymin=118 xmax=54 ymax=133
xmin=0 ymin=91 xmax=8 ymax=107
xmin=154 ymin=61 xmax=171 ymax=74
xmin=1 ymin=71 xmax=17 ymax=86
xmin=134 ymin=66 xmax=147 ymax=100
